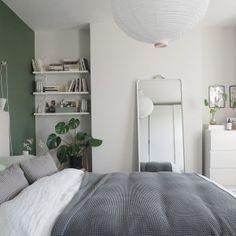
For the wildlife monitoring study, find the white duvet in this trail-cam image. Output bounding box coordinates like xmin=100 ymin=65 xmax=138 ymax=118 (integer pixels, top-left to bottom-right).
xmin=0 ymin=168 xmax=84 ymax=236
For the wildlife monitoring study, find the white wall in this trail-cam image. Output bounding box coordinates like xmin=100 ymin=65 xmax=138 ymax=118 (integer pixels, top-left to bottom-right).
xmin=91 ymin=21 xmax=204 ymax=173
xmin=202 ymin=27 xmax=236 ymax=125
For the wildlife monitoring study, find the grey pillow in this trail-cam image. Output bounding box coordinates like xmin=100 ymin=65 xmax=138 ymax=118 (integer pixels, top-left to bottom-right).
xmin=0 ymin=164 xmax=29 ymax=204
xmin=20 ymin=154 xmax=58 ymax=184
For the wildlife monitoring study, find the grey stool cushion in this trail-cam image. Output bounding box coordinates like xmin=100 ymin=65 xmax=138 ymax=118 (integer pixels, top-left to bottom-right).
xmin=140 ymin=162 xmax=173 ymax=172
xmin=0 ymin=164 xmax=29 ymax=204
xmin=20 ymin=154 xmax=58 ymax=184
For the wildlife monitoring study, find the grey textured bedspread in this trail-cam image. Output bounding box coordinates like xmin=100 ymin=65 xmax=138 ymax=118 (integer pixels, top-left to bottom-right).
xmin=52 ymin=172 xmax=236 ymax=236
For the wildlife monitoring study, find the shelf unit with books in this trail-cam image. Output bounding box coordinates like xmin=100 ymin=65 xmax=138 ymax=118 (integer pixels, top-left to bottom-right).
xmin=33 ymin=61 xmax=90 ymax=116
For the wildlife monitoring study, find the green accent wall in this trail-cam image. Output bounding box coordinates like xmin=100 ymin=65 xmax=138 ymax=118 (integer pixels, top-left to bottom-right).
xmin=0 ymin=1 xmax=35 ymax=155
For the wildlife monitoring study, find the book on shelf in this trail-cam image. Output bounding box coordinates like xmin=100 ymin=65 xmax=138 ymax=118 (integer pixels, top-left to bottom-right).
xmin=48 ymin=64 xmax=64 ymax=71
xmin=78 ymin=58 xmax=90 ymax=71
xmin=43 ymin=86 xmax=59 ymax=92
xmin=80 ymin=99 xmax=88 ymax=112
xmin=66 ymin=78 xmax=88 ymax=93
xmin=32 ymin=59 xmax=45 ymax=72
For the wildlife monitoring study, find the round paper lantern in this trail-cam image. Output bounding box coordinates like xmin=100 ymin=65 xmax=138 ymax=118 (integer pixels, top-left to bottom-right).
xmin=139 ymin=92 xmax=154 ymax=119
xmin=111 ymin=0 xmax=209 ymax=47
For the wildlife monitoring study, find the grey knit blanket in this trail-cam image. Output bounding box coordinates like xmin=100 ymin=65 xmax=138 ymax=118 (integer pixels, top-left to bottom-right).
xmin=52 ymin=172 xmax=236 ymax=236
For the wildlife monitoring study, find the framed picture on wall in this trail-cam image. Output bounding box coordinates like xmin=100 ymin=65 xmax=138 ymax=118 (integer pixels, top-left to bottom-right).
xmin=208 ymin=85 xmax=225 ymax=108
xmin=229 ymin=85 xmax=236 ymax=108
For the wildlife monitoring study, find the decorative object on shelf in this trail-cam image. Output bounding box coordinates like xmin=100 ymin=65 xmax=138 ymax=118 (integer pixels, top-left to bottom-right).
xmin=111 ymin=0 xmax=209 ymax=48
xmin=47 ymin=100 xmax=56 ymax=113
xmin=226 ymin=119 xmax=233 ymax=131
xmin=229 ymin=85 xmax=236 ymax=108
xmin=204 ymin=90 xmax=227 ymax=125
xmin=22 ymin=138 xmax=34 ymax=155
xmin=46 ymin=118 xmax=102 ymax=170
xmin=226 ymin=117 xmax=236 ymax=130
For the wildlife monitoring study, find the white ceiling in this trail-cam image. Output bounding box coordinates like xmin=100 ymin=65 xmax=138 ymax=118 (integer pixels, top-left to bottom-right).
xmin=2 ymin=0 xmax=236 ymax=31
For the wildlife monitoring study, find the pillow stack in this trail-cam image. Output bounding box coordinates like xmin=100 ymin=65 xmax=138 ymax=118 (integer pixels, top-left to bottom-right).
xmin=20 ymin=154 xmax=58 ymax=184
xmin=0 ymin=154 xmax=58 ymax=204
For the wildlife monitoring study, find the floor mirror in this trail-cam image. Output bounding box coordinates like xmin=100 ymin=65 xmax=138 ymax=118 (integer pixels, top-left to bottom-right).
xmin=137 ymin=77 xmax=185 ymax=172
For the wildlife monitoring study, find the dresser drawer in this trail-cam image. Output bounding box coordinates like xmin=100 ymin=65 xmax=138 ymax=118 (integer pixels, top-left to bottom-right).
xmin=210 ymin=151 xmax=236 ymax=168
xmin=210 ymin=132 xmax=236 ymax=150
xmin=210 ymin=169 xmax=236 ymax=186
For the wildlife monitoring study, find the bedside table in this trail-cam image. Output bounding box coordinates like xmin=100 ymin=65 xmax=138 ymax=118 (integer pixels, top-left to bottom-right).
xmin=204 ymin=129 xmax=236 ymax=188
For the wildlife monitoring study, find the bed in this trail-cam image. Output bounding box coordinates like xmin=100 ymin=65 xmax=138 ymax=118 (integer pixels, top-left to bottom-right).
xmin=0 ymin=167 xmax=236 ymax=236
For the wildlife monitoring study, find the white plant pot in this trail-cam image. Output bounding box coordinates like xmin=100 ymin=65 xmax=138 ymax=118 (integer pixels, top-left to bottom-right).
xmin=22 ymin=150 xmax=29 ymax=155
xmin=0 ymin=98 xmax=6 ymax=111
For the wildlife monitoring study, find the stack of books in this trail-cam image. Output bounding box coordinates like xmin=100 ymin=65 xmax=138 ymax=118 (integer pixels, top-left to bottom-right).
xmin=48 ymin=64 xmax=63 ymax=71
xmin=63 ymin=60 xmax=80 ymax=71
xmin=43 ymin=86 xmax=58 ymax=92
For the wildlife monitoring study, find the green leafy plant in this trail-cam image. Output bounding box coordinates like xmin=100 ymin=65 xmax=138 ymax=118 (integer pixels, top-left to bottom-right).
xmin=23 ymin=138 xmax=34 ymax=152
xmin=233 ymin=101 xmax=236 ymax=109
xmin=46 ymin=118 xmax=102 ymax=169
xmin=204 ymin=93 xmax=227 ymax=125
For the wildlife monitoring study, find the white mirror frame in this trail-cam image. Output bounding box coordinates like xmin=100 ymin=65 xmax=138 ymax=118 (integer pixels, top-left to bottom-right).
xmin=136 ymin=78 xmax=186 ymax=172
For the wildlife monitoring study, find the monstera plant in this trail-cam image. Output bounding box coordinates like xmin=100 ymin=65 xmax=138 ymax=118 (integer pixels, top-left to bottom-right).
xmin=46 ymin=118 xmax=102 ymax=170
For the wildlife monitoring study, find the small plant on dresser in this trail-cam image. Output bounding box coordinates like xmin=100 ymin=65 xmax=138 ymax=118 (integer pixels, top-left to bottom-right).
xmin=204 ymin=93 xmax=227 ymax=125
xmin=46 ymin=118 xmax=102 ymax=170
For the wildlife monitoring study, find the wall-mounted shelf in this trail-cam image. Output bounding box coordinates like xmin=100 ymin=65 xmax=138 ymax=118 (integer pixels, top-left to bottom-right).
xmin=33 ymin=92 xmax=89 ymax=95
xmin=33 ymin=70 xmax=88 ymax=75
xmin=34 ymin=112 xmax=90 ymax=116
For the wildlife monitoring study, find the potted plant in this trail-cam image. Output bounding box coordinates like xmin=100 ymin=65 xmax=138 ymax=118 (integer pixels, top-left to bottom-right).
xmin=204 ymin=93 xmax=227 ymax=125
xmin=22 ymin=138 xmax=34 ymax=155
xmin=46 ymin=118 xmax=102 ymax=170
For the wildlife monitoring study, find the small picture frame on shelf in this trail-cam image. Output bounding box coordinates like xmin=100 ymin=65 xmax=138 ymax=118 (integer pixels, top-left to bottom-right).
xmin=208 ymin=85 xmax=225 ymax=108
xmin=229 ymin=85 xmax=236 ymax=108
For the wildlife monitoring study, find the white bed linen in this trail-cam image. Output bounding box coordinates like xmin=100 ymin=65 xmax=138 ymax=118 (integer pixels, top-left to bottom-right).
xmin=0 ymin=168 xmax=84 ymax=236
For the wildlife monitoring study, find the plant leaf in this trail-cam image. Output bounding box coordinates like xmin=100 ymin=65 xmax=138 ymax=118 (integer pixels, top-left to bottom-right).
xmin=55 ymin=122 xmax=69 ymax=134
xmin=88 ymin=138 xmax=103 ymax=147
xmin=68 ymin=118 xmax=80 ymax=130
xmin=76 ymin=132 xmax=87 ymax=141
xmin=46 ymin=134 xmax=61 ymax=150
xmin=204 ymin=99 xmax=209 ymax=107
xmin=57 ymin=145 xmax=69 ymax=163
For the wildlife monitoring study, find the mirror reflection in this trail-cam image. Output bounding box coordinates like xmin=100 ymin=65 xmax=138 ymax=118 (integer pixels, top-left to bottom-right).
xmin=137 ymin=77 xmax=185 ymax=172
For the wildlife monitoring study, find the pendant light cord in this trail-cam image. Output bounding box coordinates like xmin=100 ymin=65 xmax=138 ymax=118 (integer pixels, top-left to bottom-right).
xmin=0 ymin=61 xmax=13 ymax=155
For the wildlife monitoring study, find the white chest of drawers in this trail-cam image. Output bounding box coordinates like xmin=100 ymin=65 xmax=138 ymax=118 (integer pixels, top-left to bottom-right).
xmin=204 ymin=129 xmax=236 ymax=188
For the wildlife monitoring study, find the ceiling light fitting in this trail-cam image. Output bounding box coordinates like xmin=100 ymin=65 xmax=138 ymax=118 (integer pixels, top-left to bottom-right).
xmin=111 ymin=0 xmax=209 ymax=48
